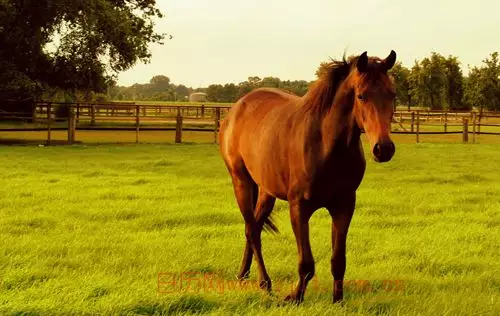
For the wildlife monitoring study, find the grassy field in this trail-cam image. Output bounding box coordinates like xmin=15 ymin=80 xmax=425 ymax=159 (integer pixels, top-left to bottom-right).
xmin=0 ymin=141 xmax=499 ymax=315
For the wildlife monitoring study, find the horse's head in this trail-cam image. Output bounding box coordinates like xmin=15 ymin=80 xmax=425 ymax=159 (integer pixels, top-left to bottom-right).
xmin=347 ymin=50 xmax=397 ymax=163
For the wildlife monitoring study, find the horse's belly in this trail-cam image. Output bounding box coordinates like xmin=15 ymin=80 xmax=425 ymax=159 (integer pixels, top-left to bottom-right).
xmin=240 ymin=138 xmax=290 ymax=200
xmin=244 ymin=158 xmax=289 ymax=200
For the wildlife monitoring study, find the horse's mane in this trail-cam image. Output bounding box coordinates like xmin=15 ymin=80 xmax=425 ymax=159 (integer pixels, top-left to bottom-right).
xmin=301 ymin=54 xmax=355 ymax=114
xmin=301 ymin=53 xmax=386 ymax=114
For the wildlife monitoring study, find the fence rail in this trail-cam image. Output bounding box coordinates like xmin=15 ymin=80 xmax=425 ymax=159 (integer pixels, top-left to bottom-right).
xmin=1 ymin=102 xmax=499 ymax=145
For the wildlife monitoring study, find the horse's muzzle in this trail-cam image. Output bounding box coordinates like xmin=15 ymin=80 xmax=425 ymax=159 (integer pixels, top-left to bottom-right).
xmin=372 ymin=140 xmax=395 ymax=163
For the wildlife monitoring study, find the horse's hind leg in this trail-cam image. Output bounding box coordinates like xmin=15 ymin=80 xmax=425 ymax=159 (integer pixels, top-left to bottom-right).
xmin=236 ymin=182 xmax=257 ymax=280
xmin=285 ymin=200 xmax=315 ymax=304
xmin=252 ymin=190 xmax=276 ymax=291
xmin=229 ymin=166 xmax=258 ymax=281
xmin=232 ymin=168 xmax=275 ymax=292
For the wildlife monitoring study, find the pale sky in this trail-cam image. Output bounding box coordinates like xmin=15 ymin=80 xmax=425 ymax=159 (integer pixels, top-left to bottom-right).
xmin=116 ymin=0 xmax=500 ymax=88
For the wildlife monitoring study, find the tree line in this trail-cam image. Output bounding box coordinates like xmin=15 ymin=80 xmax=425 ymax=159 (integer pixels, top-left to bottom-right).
xmin=389 ymin=52 xmax=500 ymax=112
xmin=108 ymin=75 xmax=311 ymax=103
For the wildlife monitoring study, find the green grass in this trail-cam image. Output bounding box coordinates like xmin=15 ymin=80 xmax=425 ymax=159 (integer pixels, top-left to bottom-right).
xmin=0 ymin=142 xmax=499 ymax=315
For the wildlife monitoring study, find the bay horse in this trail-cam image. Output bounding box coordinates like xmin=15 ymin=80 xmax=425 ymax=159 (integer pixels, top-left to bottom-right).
xmin=219 ymin=51 xmax=397 ymax=303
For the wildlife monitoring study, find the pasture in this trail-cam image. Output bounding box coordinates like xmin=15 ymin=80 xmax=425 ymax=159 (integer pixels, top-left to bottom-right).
xmin=0 ymin=140 xmax=499 ymax=315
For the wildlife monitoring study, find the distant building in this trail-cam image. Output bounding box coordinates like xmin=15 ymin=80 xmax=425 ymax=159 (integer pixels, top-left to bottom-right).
xmin=189 ymin=92 xmax=207 ymax=102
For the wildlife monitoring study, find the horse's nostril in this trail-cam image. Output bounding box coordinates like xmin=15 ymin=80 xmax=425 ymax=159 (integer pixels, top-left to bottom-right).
xmin=373 ymin=143 xmax=381 ymax=157
xmin=389 ymin=142 xmax=395 ymax=151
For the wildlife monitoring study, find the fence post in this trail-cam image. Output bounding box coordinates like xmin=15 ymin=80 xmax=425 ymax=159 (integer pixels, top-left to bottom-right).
xmin=90 ymin=104 xmax=95 ymax=126
xmin=175 ymin=108 xmax=183 ymax=143
xmin=472 ymin=112 xmax=476 ymax=143
xmin=214 ymin=107 xmax=221 ymax=144
xmin=416 ymin=111 xmax=420 ymax=143
xmin=47 ymin=103 xmax=52 ymax=145
xmin=444 ymin=111 xmax=447 ymax=133
xmin=462 ymin=118 xmax=469 ymax=143
xmin=67 ymin=104 xmax=75 ymax=144
xmin=411 ymin=111 xmax=415 ymax=133
xmin=135 ymin=104 xmax=140 ymax=144
xmin=477 ymin=111 xmax=481 ymax=134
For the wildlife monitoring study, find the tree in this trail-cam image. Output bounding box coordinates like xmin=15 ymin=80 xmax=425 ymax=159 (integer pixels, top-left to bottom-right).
xmin=389 ymin=62 xmax=412 ymax=110
xmin=237 ymin=81 xmax=253 ymax=99
xmin=260 ymin=77 xmax=281 ymax=88
xmin=315 ymin=62 xmax=330 ymax=78
xmin=206 ymin=84 xmax=224 ymax=102
xmin=282 ymin=80 xmax=310 ymax=96
xmin=0 ymin=0 xmax=167 ymax=99
xmin=462 ymin=52 xmax=500 ymax=113
xmin=442 ymin=56 xmax=465 ymax=110
xmin=248 ymin=76 xmax=262 ymax=87
xmin=221 ymin=83 xmax=238 ymax=102
xmin=175 ymin=85 xmax=190 ymax=101
xmin=149 ymin=75 xmax=171 ymax=95
xmin=481 ymin=52 xmax=500 ymax=111
xmin=410 ymin=53 xmax=446 ymax=109
xmin=236 ymin=77 xmax=261 ymax=100
xmin=463 ymin=66 xmax=485 ymax=111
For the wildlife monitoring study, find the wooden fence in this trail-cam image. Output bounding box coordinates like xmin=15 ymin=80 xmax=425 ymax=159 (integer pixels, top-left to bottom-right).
xmin=1 ymin=101 xmax=499 ymax=145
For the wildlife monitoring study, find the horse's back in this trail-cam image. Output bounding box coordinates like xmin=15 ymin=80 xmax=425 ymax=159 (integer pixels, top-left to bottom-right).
xmin=228 ymin=88 xmax=298 ymax=118
xmin=220 ymin=87 xmax=299 ymax=142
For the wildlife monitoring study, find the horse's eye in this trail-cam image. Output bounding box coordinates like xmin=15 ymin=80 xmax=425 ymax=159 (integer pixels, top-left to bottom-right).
xmin=357 ymin=94 xmax=365 ymax=101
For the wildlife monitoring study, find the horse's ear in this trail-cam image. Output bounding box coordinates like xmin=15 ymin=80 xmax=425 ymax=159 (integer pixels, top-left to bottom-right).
xmin=357 ymin=51 xmax=368 ymax=73
xmin=383 ymin=50 xmax=397 ymax=71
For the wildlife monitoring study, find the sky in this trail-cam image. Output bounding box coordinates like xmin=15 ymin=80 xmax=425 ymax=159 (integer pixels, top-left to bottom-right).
xmin=116 ymin=0 xmax=500 ymax=88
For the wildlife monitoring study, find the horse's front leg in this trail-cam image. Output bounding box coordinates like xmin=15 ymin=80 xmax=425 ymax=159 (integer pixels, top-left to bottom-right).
xmin=327 ymin=192 xmax=355 ymax=303
xmin=285 ymin=199 xmax=315 ymax=304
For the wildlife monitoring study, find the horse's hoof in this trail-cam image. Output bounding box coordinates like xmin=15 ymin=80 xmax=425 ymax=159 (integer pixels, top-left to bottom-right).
xmin=333 ymin=294 xmax=344 ymax=304
xmin=259 ymin=280 xmax=272 ymax=292
xmin=284 ymin=293 xmax=303 ymax=305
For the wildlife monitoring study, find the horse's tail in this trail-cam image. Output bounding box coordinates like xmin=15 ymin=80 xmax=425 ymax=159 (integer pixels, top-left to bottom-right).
xmin=252 ymin=183 xmax=279 ymax=234
xmin=263 ymin=215 xmax=279 ymax=234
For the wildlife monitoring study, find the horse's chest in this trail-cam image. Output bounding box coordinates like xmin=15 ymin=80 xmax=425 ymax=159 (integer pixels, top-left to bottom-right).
xmin=310 ymin=151 xmax=366 ymax=199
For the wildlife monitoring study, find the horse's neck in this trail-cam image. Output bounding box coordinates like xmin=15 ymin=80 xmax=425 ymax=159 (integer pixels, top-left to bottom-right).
xmin=290 ymin=83 xmax=359 ymax=160
xmin=318 ymin=91 xmax=358 ymax=158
